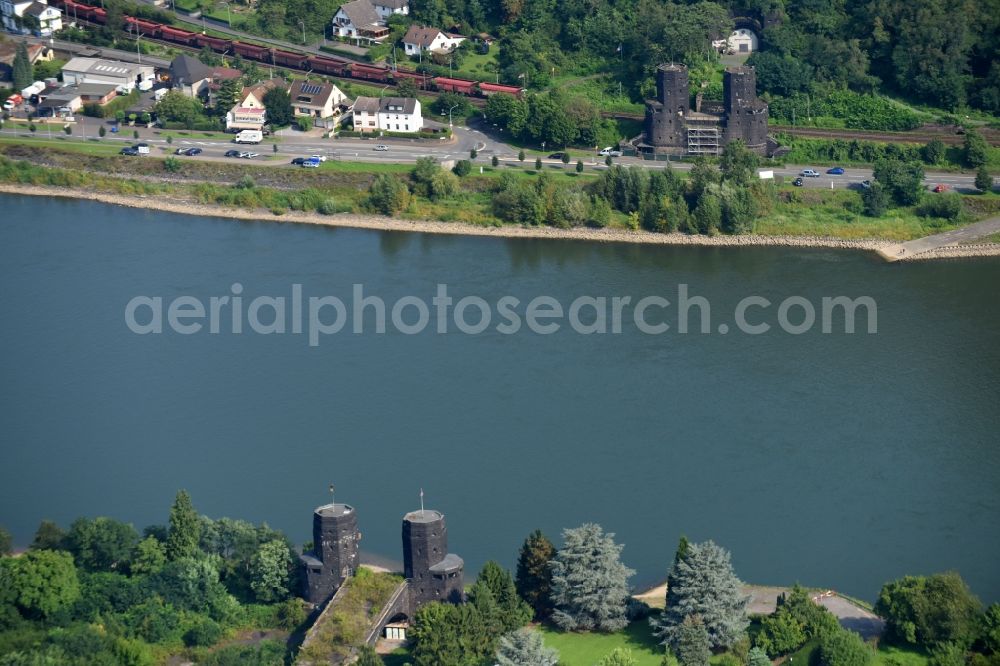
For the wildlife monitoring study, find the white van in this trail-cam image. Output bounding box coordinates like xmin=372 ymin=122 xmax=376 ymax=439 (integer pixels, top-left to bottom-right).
xmin=598 ymin=146 xmax=622 ymax=157
xmin=234 ymin=130 xmax=262 ymax=144
xmin=135 ymin=143 xmax=150 ymax=155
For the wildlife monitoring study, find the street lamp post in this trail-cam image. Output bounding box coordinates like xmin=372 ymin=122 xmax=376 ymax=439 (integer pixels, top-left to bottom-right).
xmin=448 ymin=103 xmax=458 ymax=128
xmin=299 ymin=20 xmax=306 ymax=45
xmin=225 ymin=1 xmax=231 ymax=25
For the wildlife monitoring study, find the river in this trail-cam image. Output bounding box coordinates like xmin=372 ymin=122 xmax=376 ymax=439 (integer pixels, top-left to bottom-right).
xmin=1 ymin=193 xmax=998 ymax=602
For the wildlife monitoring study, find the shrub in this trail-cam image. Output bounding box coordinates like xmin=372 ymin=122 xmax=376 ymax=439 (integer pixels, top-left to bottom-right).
xmin=163 ymin=157 xmax=182 ymax=173
xmin=861 ymin=182 xmax=890 ymax=217
xmin=235 ymin=175 xmax=255 ymax=190
xmin=317 ymin=198 xmax=339 ymax=215
xmin=470 ymin=147 xmax=478 ymax=159
xmin=916 ymin=193 xmax=964 ymax=220
xmin=98 ymin=125 xmax=106 ymax=138
xmin=184 ymin=617 xmax=222 ymax=647
xmin=975 ymin=165 xmax=993 ymax=193
xmin=518 ymin=149 xmax=525 ymax=162
xmin=492 ymin=155 xmax=499 ymax=167
xmin=366 ymin=174 xmax=410 ymax=214
xmin=576 ymin=160 xmax=584 ymax=174
xmin=818 ymin=629 xmax=874 ymax=666
xmin=296 ymin=116 xmax=313 ymax=132
xmin=453 ymin=159 xmax=472 ymax=177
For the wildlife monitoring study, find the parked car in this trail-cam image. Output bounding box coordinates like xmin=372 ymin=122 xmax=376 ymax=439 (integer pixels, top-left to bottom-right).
xmin=302 ymin=158 xmax=321 ymax=168
xmin=184 ymin=148 xmax=202 ymax=156
xmin=224 ymin=150 xmax=241 ymax=157
xmin=291 ymin=157 xmax=306 ymax=165
xmin=174 ymin=148 xmax=188 ymax=155
xmin=120 ymin=147 xmax=139 ymax=156
xmin=827 ymin=167 xmax=845 ymax=175
xmin=792 ymin=177 xmax=804 ymax=187
xmin=309 ymin=155 xmax=327 ymax=162
xmin=548 ymin=152 xmax=566 ymax=160
xmin=373 ymin=144 xmax=389 ymax=151
xmin=933 ymin=184 xmax=949 ymax=193
xmin=135 ymin=143 xmax=150 ymax=155
xmin=598 ymin=147 xmax=622 ymax=157
xmin=800 ymin=169 xmax=820 ymax=177
xmin=861 ymin=180 xmax=873 ymax=189
xmin=241 ymin=152 xmax=259 ymax=159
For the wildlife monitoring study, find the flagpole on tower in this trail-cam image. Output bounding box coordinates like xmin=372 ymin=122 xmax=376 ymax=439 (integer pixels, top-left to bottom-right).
xmin=419 ymin=488 xmax=424 ymax=518
xmin=329 ymin=484 xmax=335 ymax=507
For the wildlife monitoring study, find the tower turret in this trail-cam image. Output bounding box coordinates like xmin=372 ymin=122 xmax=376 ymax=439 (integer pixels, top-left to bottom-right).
xmin=402 ymin=509 xmax=464 ymax=608
xmin=300 ymin=503 xmax=360 ymax=605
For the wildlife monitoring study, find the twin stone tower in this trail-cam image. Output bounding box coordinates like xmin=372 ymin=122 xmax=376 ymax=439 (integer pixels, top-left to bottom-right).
xmin=299 ymin=501 xmax=465 ymax=612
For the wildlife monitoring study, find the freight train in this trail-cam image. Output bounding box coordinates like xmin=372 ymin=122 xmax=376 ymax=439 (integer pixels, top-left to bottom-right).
xmin=52 ymin=0 xmax=524 ymax=98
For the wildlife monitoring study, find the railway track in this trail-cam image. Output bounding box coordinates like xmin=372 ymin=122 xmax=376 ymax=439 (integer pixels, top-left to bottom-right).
xmin=604 ymin=112 xmax=999 ymax=147
xmin=63 ymin=19 xmax=488 ymax=112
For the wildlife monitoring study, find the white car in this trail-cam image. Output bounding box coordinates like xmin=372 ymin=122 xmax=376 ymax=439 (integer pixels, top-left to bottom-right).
xmin=373 ymin=144 xmax=389 ymax=151
xmin=3 ymin=100 xmax=16 ymax=111
xmin=309 ymin=155 xmax=327 ymax=162
xmin=598 ymin=147 xmax=622 ymax=157
xmin=800 ymin=169 xmax=821 ymax=178
xmin=240 ymin=152 xmax=259 ymax=159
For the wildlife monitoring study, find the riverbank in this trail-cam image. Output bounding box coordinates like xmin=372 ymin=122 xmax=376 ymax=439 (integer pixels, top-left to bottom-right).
xmin=4 ymin=184 xmax=999 ymax=260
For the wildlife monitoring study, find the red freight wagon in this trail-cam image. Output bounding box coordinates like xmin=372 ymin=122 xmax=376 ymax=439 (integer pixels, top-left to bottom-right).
xmin=271 ymin=49 xmax=310 ymax=69
xmin=478 ymin=82 xmax=523 ymax=97
xmin=194 ymin=34 xmax=231 ymax=52
xmin=392 ymin=70 xmax=431 ymax=89
xmin=349 ymin=64 xmax=391 ymax=82
xmin=125 ymin=17 xmax=163 ymax=37
xmin=231 ymin=41 xmax=271 ymax=61
xmin=432 ymin=77 xmax=476 ymax=95
xmin=307 ymin=56 xmax=348 ymax=76
xmin=89 ymin=6 xmax=107 ymax=23
xmin=161 ymin=26 xmax=198 ymax=45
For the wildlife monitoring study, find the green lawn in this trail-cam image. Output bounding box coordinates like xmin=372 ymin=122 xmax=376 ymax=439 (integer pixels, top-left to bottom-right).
xmin=540 ymin=622 xmax=665 ymax=666
xmin=451 ymin=48 xmax=499 ymax=81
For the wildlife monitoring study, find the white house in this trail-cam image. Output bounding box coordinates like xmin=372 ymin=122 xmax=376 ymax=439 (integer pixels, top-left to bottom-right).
xmin=402 ymin=25 xmax=465 ymax=57
xmin=331 ymin=0 xmax=389 ymax=42
xmin=713 ymin=28 xmax=757 ymax=54
xmin=372 ymin=0 xmax=407 ymax=19
xmin=226 ymin=79 xmax=286 ymax=131
xmin=289 ymin=79 xmax=347 ymax=120
xmin=352 ymin=95 xmax=422 ymax=133
xmin=62 ymin=57 xmax=155 ymax=93
xmin=1 ymin=0 xmax=62 ymax=36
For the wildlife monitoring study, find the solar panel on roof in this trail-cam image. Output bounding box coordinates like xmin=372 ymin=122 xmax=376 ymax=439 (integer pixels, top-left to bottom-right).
xmin=301 ymin=83 xmax=323 ymax=95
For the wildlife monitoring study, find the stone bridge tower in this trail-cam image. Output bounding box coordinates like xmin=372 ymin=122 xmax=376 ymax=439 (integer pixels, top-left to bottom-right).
xmin=645 ymin=64 xmax=690 ymax=151
xmin=722 ymin=66 xmax=768 ymax=153
xmin=299 ymin=503 xmax=361 ymax=605
xmin=402 ymin=508 xmax=465 ymax=609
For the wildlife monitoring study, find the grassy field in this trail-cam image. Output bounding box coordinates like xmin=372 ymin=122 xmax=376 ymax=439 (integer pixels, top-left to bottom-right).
xmin=559 ymin=76 xmax=645 ymax=115
xmin=540 ymin=622 xmax=666 ymax=666
xmin=0 ymin=134 xmax=129 ymax=156
xmin=875 ymin=645 xmax=930 ymax=666
xmin=756 ymin=188 xmax=973 ymax=241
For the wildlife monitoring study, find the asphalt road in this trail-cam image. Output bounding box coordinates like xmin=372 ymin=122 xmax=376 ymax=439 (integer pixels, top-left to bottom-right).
xmin=0 ymin=115 xmax=987 ymax=193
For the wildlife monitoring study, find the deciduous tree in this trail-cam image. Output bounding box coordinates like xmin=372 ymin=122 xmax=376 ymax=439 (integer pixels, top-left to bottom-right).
xmin=249 ymin=539 xmax=292 ymax=603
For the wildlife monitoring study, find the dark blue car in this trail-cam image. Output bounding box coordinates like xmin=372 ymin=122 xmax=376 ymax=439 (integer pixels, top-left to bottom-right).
xmin=827 ymin=167 xmax=845 ymax=175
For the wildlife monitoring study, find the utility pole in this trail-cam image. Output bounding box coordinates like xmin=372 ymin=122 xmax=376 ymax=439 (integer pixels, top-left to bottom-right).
xmin=299 ymin=20 xmax=306 ymax=45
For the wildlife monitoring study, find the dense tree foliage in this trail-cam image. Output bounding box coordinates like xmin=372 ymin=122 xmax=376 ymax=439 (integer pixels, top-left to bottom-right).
xmin=166 ymin=490 xmax=200 ymax=561
xmin=818 ymin=628 xmax=875 ymax=666
xmin=263 ymin=88 xmax=294 ymax=128
xmin=515 ymin=530 xmax=556 ymax=620
xmin=249 ymin=540 xmax=292 ymax=603
xmin=467 ymin=561 xmax=532 ymax=634
xmin=11 ymin=43 xmax=32 ymax=93
xmin=495 ymin=628 xmax=559 ymax=666
xmin=550 ymin=523 xmax=635 ymax=632
xmin=755 ymin=585 xmax=841 ymax=655
xmin=872 ymin=159 xmax=925 ymax=206
xmin=66 ymin=517 xmax=140 ymax=572
xmin=30 ymin=521 xmax=65 ymax=551
xmin=677 ymin=614 xmax=712 ymax=666
xmin=1 ymin=550 xmax=80 ymax=619
xmin=875 ymin=572 xmax=983 ymax=649
xmin=653 ymin=540 xmax=749 ymax=650
xmin=0 ymin=528 xmax=10 ymax=557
